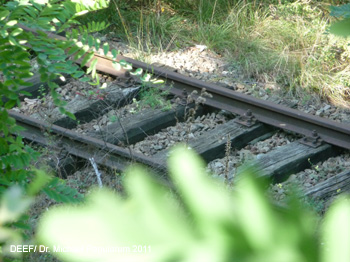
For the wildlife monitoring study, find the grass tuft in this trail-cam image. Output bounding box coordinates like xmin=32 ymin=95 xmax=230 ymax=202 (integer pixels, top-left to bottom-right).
xmin=81 ymin=0 xmax=350 ymax=106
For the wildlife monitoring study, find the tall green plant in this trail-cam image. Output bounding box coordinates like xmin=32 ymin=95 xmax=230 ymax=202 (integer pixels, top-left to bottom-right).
xmin=0 ymin=0 xmax=152 ymax=256
xmin=36 ymin=146 xmax=350 ymax=262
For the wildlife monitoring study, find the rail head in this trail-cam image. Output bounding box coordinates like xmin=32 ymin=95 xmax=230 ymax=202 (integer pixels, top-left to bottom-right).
xmin=20 ymin=27 xmax=350 ymax=150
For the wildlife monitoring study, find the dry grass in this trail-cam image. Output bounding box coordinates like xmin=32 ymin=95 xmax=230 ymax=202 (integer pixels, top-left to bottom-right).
xmin=83 ymin=0 xmax=350 ymax=106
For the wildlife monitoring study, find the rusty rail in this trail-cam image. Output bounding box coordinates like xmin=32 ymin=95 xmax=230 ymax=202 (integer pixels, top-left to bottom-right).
xmin=21 ymin=27 xmax=350 ymax=150
xmin=9 ymin=111 xmax=167 ymax=175
xmin=108 ymin=54 xmax=350 ymax=151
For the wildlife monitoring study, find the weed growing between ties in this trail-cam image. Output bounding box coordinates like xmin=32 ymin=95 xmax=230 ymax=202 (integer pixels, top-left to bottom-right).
xmin=84 ymin=0 xmax=350 ymax=106
xmin=172 ymin=88 xmax=213 ymax=145
xmin=137 ymin=83 xmax=172 ymax=110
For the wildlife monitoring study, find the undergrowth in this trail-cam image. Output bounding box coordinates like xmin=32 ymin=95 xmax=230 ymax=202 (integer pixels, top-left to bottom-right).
xmin=138 ymin=83 xmax=172 ymax=110
xmin=84 ymin=0 xmax=350 ymax=106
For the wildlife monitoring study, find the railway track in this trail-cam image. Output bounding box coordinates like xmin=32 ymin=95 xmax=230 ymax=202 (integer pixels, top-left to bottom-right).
xmin=9 ymin=29 xmax=350 ymax=204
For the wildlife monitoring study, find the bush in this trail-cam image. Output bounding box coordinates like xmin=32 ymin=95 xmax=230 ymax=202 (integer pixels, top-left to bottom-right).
xmin=37 ymin=146 xmax=350 ymax=262
xmin=0 ymin=0 xmax=110 ymax=257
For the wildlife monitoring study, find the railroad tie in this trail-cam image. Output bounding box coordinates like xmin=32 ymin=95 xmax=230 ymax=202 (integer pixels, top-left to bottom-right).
xmin=153 ymin=119 xmax=273 ymax=165
xmin=88 ymin=105 xmax=196 ymax=145
xmin=237 ymin=141 xmax=338 ymax=183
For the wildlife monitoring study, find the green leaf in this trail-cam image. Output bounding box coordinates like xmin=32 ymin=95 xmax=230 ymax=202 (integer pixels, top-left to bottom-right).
xmin=80 ymin=52 xmax=94 ymax=67
xmin=67 ymin=44 xmax=81 ymax=56
xmin=329 ymin=19 xmax=350 ymax=37
xmin=0 ymin=186 xmax=32 ymax=223
xmin=79 ymin=76 xmax=91 ymax=82
xmin=81 ymin=31 xmax=88 ymax=45
xmin=6 ymin=20 xmax=17 ymax=27
xmin=130 ymin=68 xmax=143 ymax=76
xmin=49 ymin=55 xmax=67 ymax=61
xmin=103 ymin=42 xmax=109 ymax=56
xmin=65 ymin=111 xmax=76 ymax=120
xmin=122 ymin=63 xmax=132 ymax=70
xmin=112 ymin=61 xmax=121 ymax=71
xmin=0 ymin=29 xmax=8 ymax=38
xmin=322 ymin=196 xmax=350 ymax=262
xmin=86 ymin=58 xmax=98 ymax=74
xmin=150 ymin=79 xmax=164 ymax=84
xmin=141 ymin=73 xmax=151 ymax=82
xmin=74 ymin=45 xmax=89 ymax=60
xmin=89 ymin=74 xmax=100 ymax=85
xmin=19 ymin=90 xmax=32 ymax=96
xmin=0 ymin=10 xmax=10 ymax=21
xmin=73 ymin=70 xmax=85 ymax=78
xmin=48 ymin=81 xmax=59 ymax=90
xmin=24 ymin=6 xmax=39 ymax=18
xmin=42 ymin=178 xmax=83 ymax=203
xmin=330 ymin=4 xmax=350 ymax=18
xmin=8 ymin=36 xmax=18 ymax=46
xmin=43 ymin=47 xmax=64 ymax=56
xmin=111 ymin=49 xmax=118 ymax=59
xmin=4 ymin=100 xmax=17 ymax=109
xmin=74 ymin=10 xmax=89 ymax=17
xmin=119 ymin=59 xmax=127 ymax=66
xmin=12 ymin=221 xmax=31 ymax=230
xmin=118 ymin=60 xmax=132 ymax=70
xmin=27 ymin=170 xmax=51 ymax=196
xmin=88 ymin=35 xmax=94 ymax=48
xmin=94 ymin=38 xmax=101 ymax=51
xmin=10 ymin=28 xmax=23 ymax=37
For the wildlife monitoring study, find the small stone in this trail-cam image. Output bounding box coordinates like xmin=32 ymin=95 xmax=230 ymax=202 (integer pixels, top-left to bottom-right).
xmin=288 ymin=174 xmax=297 ymax=182
xmin=236 ymin=83 xmax=245 ymax=89
xmin=323 ymin=104 xmax=331 ymax=111
xmin=188 ymin=133 xmax=195 ymax=139
xmin=214 ymin=162 xmax=224 ymax=169
xmin=315 ymin=109 xmax=323 ymax=116
xmin=190 ymin=124 xmax=200 ymax=132
xmin=256 ymin=154 xmax=264 ymax=160
xmin=260 ymin=146 xmax=270 ymax=153
xmin=158 ymin=134 xmax=166 ymax=140
xmin=202 ymin=124 xmax=210 ymax=131
xmin=168 ymin=127 xmax=175 ymax=135
xmin=259 ymin=90 xmax=266 ymax=96
xmin=153 ymin=145 xmax=164 ymax=150
xmin=61 ymin=89 xmax=68 ymax=96
xmin=101 ymin=115 xmax=108 ymax=125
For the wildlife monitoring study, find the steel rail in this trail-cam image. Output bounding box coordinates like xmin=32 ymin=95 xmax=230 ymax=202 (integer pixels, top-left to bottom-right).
xmin=21 ymin=27 xmax=350 ymax=150
xmin=9 ymin=111 xmax=167 ymax=174
xmin=18 ymin=24 xmax=130 ymax=78
xmin=113 ymin=58 xmax=350 ymax=151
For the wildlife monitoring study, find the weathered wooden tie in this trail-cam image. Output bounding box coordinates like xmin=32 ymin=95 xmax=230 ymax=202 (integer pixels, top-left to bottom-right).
xmin=243 ymin=142 xmax=338 ymax=182
xmin=17 ymin=115 xmax=166 ymax=177
xmin=2 ymin=73 xmax=69 ymax=104
xmin=88 ymin=105 xmax=191 ymax=145
xmin=154 ymin=119 xmax=272 ymax=164
xmin=31 ymin=85 xmax=140 ymax=129
xmin=305 ymin=170 xmax=350 ymax=202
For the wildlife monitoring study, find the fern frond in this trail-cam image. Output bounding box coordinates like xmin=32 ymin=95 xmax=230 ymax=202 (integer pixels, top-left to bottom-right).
xmin=42 ymin=177 xmax=83 ymax=203
xmin=66 ymin=21 xmax=110 ymax=40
